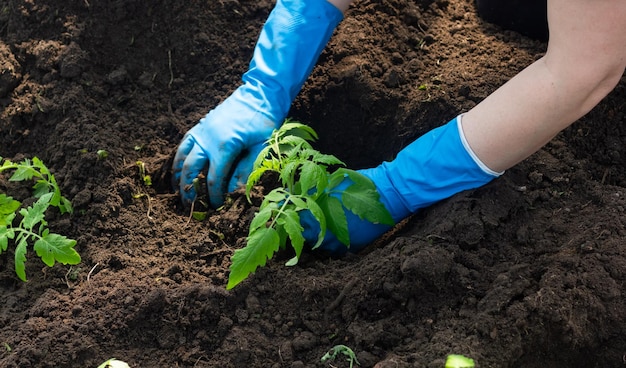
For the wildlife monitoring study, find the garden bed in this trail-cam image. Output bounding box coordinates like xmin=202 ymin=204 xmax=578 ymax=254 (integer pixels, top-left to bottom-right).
xmin=1 ymin=0 xmax=625 ymax=367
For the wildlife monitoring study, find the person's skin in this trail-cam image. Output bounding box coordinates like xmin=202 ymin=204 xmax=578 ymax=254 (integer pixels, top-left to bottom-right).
xmin=328 ymin=0 xmax=626 ymax=173
xmin=328 ymin=0 xmax=352 ymax=12
xmin=462 ymin=0 xmax=626 ymax=172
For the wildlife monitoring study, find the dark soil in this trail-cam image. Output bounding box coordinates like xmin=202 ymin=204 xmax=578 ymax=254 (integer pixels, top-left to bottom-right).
xmin=1 ymin=0 xmax=625 ymax=367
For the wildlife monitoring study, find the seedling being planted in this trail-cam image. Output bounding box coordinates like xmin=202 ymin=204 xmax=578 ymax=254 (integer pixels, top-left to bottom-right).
xmin=226 ymin=120 xmax=394 ymax=289
xmin=0 ymin=156 xmax=79 ymax=281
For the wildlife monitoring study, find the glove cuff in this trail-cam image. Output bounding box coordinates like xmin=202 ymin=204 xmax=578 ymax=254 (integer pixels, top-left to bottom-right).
xmin=241 ymin=0 xmax=343 ymax=124
xmin=457 ymin=114 xmax=504 ymax=177
xmin=309 ymin=115 xmax=502 ymax=256
xmin=366 ymin=115 xmax=502 ymax=220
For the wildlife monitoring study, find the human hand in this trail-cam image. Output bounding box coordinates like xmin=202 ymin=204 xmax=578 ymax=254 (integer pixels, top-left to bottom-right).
xmin=172 ymin=0 xmax=343 ymax=208
xmin=300 ymin=167 xmax=409 ymax=256
xmin=172 ymin=88 xmax=278 ymax=208
xmin=300 ymin=116 xmax=502 ymax=256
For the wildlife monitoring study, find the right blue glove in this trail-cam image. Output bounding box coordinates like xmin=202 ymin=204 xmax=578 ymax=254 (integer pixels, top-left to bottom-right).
xmin=172 ymin=0 xmax=343 ymax=208
xmin=302 ymin=116 xmax=503 ymax=256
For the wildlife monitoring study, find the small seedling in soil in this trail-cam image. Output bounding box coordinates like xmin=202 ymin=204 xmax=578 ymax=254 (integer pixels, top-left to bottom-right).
xmin=226 ymin=120 xmax=394 ymax=289
xmin=135 ymin=160 xmax=152 ymax=186
xmin=97 ymin=358 xmax=130 ymax=368
xmin=96 ymin=149 xmax=109 ymax=160
xmin=445 ymin=354 xmax=475 ymax=368
xmin=321 ymin=344 xmax=360 ymax=368
xmin=0 ymin=156 xmax=79 ymax=281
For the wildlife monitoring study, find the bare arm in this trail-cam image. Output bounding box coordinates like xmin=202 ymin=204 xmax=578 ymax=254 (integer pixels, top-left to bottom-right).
xmin=327 ymin=0 xmax=354 ymax=13
xmin=462 ymin=0 xmax=626 ymax=172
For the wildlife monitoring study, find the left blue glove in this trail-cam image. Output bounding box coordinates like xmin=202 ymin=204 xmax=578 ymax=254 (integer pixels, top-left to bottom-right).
xmin=172 ymin=0 xmax=343 ymax=208
xmin=302 ymin=115 xmax=503 ymax=256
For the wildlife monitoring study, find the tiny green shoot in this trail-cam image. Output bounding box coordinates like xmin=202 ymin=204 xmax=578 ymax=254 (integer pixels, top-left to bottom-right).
xmin=135 ymin=161 xmax=152 ymax=187
xmin=97 ymin=358 xmax=130 ymax=368
xmin=96 ymin=149 xmax=108 ymax=160
xmin=321 ymin=344 xmax=360 ymax=368
xmin=191 ymin=212 xmax=207 ymax=221
xmin=226 ymin=120 xmax=394 ymax=289
xmin=188 ymin=173 xmax=209 ymax=222
xmin=0 ymin=156 xmax=79 ymax=281
xmin=445 ymin=354 xmax=475 ymax=368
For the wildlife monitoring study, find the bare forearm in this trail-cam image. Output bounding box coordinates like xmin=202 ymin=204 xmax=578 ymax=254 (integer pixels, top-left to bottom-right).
xmin=461 ymin=0 xmax=626 ymax=173
xmin=462 ymin=57 xmax=612 ymax=172
xmin=327 ymin=0 xmax=354 ymax=13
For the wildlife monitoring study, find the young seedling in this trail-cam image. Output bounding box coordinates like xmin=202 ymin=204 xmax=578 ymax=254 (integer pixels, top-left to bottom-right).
xmin=445 ymin=354 xmax=475 ymax=368
xmin=97 ymin=358 xmax=130 ymax=368
xmin=96 ymin=149 xmax=109 ymax=160
xmin=135 ymin=161 xmax=152 ymax=187
xmin=321 ymin=344 xmax=360 ymax=368
xmin=0 ymin=156 xmax=79 ymax=281
xmin=226 ymin=120 xmax=394 ymax=289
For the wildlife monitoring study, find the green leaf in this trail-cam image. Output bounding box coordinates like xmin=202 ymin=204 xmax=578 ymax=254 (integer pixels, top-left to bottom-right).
xmin=302 ymin=149 xmax=345 ymax=167
xmin=249 ymin=206 xmax=273 ymax=233
xmin=0 ymin=194 xmax=21 ymax=226
xmin=280 ymin=120 xmax=318 ymax=141
xmin=262 ymin=188 xmax=288 ymax=206
xmin=329 ymin=169 xmax=395 ymax=226
xmin=252 ymin=145 xmax=273 ymax=170
xmin=281 ymin=208 xmax=305 ymax=263
xmin=246 ymin=166 xmax=269 ymax=199
xmin=31 ymin=157 xmax=50 ymax=176
xmin=445 ymin=354 xmax=475 ymax=368
xmin=60 ymin=197 xmax=73 ymax=214
xmin=305 ymin=198 xmax=327 ymax=249
xmin=341 ymin=184 xmax=395 ymax=226
xmin=287 ymin=195 xmax=307 ymax=209
xmin=279 ymin=135 xmax=311 ymax=149
xmin=227 ymin=227 xmax=280 ymax=289
xmin=0 ymin=157 xmax=13 ymax=169
xmin=14 ymin=237 xmax=28 ymax=281
xmin=20 ymin=192 xmax=53 ymax=230
xmin=342 ymin=169 xmax=377 ymax=190
xmin=98 ymin=358 xmax=131 ymax=368
xmin=328 ymin=169 xmax=348 ymax=188
xmin=276 ymin=222 xmax=288 ymax=250
xmin=285 ymin=255 xmax=299 ymax=266
xmin=280 ymin=161 xmax=300 ymax=188
xmin=33 ymin=232 xmax=80 ymax=267
xmin=299 ymin=161 xmax=327 ymax=195
xmin=192 ymin=212 xmax=207 ymax=221
xmin=9 ymin=164 xmax=38 ymax=182
xmin=0 ymin=226 xmax=15 ymax=252
xmin=32 ymin=180 xmax=52 ymax=199
xmin=318 ymin=194 xmax=350 ymax=246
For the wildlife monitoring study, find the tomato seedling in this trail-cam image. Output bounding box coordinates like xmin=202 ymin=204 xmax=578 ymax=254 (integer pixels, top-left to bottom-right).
xmin=226 ymin=120 xmax=394 ymax=289
xmin=0 ymin=156 xmax=79 ymax=281
xmin=445 ymin=354 xmax=475 ymax=368
xmin=321 ymin=344 xmax=360 ymax=368
xmin=98 ymin=358 xmax=130 ymax=368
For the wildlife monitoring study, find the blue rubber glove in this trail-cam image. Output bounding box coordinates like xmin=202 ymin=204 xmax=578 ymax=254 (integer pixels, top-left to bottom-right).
xmin=172 ymin=0 xmax=343 ymax=207
xmin=303 ymin=115 xmax=503 ymax=256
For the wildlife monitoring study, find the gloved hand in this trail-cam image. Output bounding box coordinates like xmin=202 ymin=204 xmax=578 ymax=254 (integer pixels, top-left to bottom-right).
xmin=303 ymin=116 xmax=503 ymax=256
xmin=172 ymin=0 xmax=343 ymax=208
